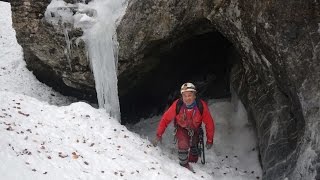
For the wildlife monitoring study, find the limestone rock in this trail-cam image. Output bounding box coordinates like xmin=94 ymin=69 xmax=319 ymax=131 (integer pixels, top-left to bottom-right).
xmin=10 ymin=0 xmax=320 ymax=178
xmin=117 ymin=0 xmax=320 ymax=179
xmin=10 ymin=0 xmax=96 ymax=101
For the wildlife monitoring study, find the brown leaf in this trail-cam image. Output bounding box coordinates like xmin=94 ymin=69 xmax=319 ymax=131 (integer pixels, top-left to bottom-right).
xmin=6 ymin=126 xmax=13 ymax=131
xmin=18 ymin=111 xmax=29 ymax=117
xmin=58 ymin=153 xmax=68 ymax=158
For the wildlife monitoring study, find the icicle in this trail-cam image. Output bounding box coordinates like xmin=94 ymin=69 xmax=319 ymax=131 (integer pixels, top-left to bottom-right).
xmin=45 ymin=0 xmax=128 ymax=121
xmin=79 ymin=0 xmax=127 ymax=121
xmin=63 ymin=27 xmax=72 ymax=70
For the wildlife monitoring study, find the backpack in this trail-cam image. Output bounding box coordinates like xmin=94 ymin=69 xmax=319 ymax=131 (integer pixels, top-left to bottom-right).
xmin=175 ymin=98 xmax=204 ymax=115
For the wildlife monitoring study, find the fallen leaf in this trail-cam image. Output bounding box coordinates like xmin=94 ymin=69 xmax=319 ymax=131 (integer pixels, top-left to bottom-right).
xmin=58 ymin=152 xmax=68 ymax=158
xmin=124 ymin=135 xmax=129 ymax=138
xmin=18 ymin=111 xmax=29 ymax=117
xmin=6 ymin=126 xmax=13 ymax=131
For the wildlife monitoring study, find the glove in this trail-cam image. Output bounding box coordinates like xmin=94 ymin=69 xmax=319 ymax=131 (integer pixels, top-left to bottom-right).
xmin=152 ymin=136 xmax=162 ymax=147
xmin=206 ymin=143 xmax=213 ymax=150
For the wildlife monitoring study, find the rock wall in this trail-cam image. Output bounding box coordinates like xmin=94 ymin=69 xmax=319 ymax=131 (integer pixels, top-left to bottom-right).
xmin=10 ymin=0 xmax=320 ymax=179
xmin=10 ymin=0 xmax=96 ymax=101
xmin=117 ymin=0 xmax=320 ymax=179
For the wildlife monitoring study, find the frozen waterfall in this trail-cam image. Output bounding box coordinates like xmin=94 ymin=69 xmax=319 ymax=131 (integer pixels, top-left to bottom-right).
xmin=45 ymin=0 xmax=127 ymax=121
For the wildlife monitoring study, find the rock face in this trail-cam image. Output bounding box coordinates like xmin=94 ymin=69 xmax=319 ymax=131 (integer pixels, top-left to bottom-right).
xmin=117 ymin=0 xmax=320 ymax=179
xmin=10 ymin=0 xmax=96 ymax=101
xmin=10 ymin=0 xmax=320 ymax=179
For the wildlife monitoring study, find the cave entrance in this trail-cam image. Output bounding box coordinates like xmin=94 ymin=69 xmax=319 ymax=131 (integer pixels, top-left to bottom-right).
xmin=120 ymin=30 xmax=240 ymax=124
xmin=123 ymin=30 xmax=262 ymax=177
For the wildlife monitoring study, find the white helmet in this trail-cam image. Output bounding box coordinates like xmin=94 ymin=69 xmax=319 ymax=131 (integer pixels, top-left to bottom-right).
xmin=180 ymin=82 xmax=196 ymax=94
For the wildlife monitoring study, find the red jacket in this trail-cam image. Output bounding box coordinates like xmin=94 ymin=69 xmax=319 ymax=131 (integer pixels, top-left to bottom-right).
xmin=156 ymin=99 xmax=215 ymax=144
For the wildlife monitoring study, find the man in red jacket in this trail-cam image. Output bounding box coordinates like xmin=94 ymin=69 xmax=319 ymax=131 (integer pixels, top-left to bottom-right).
xmin=153 ymin=82 xmax=215 ymax=172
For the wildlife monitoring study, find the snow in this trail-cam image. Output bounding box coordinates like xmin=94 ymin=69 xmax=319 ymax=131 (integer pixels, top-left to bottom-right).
xmin=130 ymin=96 xmax=262 ymax=179
xmin=0 ymin=2 xmax=75 ymax=106
xmin=1 ymin=1 xmax=262 ymax=180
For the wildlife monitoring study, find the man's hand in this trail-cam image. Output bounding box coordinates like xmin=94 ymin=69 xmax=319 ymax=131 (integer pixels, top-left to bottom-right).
xmin=206 ymin=143 xmax=213 ymax=150
xmin=152 ymin=136 xmax=162 ymax=147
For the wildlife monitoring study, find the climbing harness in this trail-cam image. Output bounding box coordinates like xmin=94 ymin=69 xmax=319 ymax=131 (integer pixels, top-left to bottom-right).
xmin=173 ymin=105 xmax=206 ymax=164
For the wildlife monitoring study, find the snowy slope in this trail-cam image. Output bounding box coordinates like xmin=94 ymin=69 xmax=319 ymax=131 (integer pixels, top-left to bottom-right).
xmin=0 ymin=92 xmax=213 ymax=180
xmin=0 ymin=2 xmax=75 ymax=106
xmin=0 ymin=1 xmax=262 ymax=180
xmin=130 ymin=98 xmax=262 ymax=180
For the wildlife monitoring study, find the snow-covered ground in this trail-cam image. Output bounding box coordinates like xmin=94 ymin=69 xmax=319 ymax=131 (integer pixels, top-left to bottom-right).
xmin=130 ymin=98 xmax=262 ymax=179
xmin=0 ymin=2 xmax=76 ymax=106
xmin=0 ymin=1 xmax=262 ymax=179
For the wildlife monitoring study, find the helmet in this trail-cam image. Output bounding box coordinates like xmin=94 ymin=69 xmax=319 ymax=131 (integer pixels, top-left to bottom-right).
xmin=180 ymin=82 xmax=196 ymax=94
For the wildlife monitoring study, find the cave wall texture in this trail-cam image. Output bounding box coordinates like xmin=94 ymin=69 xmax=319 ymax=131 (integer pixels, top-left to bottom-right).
xmin=10 ymin=0 xmax=96 ymax=101
xmin=10 ymin=0 xmax=320 ymax=179
xmin=116 ymin=0 xmax=320 ymax=179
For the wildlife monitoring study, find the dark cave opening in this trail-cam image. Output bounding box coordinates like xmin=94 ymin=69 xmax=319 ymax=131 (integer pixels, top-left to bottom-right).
xmin=119 ymin=30 xmax=240 ymax=124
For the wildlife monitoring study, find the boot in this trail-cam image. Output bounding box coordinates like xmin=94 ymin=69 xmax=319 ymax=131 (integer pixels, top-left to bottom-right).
xmin=181 ymin=163 xmax=195 ymax=173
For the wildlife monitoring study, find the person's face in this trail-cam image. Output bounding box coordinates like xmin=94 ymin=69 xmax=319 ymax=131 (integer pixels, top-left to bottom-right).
xmin=182 ymin=91 xmax=196 ymax=105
